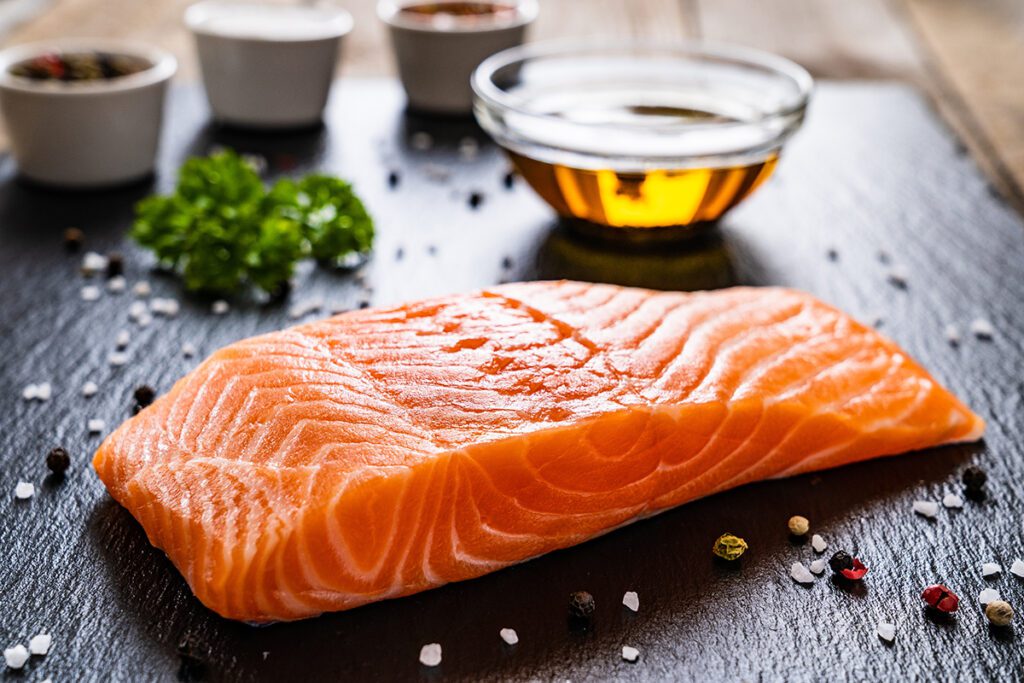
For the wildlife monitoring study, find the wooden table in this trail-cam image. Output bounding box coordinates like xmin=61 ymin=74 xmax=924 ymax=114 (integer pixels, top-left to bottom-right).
xmin=1 ymin=0 xmax=1022 ymax=214
xmin=1 ymin=79 xmax=1023 ymax=682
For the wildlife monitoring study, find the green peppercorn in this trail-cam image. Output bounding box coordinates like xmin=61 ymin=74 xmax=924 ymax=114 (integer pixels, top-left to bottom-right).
xmin=712 ymin=533 xmax=748 ymax=561
xmin=568 ymin=591 xmax=595 ymax=619
xmin=986 ymin=600 xmax=1013 ymax=626
xmin=829 ymin=550 xmax=854 ymax=574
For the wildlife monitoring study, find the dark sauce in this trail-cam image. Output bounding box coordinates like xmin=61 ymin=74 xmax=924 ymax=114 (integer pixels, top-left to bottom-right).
xmin=399 ymin=2 xmax=517 ymax=22
xmin=9 ymin=51 xmax=151 ymax=82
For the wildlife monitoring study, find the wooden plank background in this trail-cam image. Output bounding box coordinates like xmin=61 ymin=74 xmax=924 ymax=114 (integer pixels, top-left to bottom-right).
xmin=0 ymin=0 xmax=1022 ymax=210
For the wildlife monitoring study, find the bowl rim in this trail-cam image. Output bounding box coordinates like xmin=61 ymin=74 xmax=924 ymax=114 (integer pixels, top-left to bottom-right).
xmin=185 ymin=0 xmax=354 ymax=42
xmin=377 ymin=0 xmax=538 ymax=34
xmin=472 ymin=39 xmax=814 ymax=128
xmin=0 ymin=39 xmax=177 ymax=95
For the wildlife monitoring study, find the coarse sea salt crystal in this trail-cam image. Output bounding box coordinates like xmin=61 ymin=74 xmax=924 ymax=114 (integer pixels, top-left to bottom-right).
xmin=108 ymin=351 xmax=129 ymax=367
xmin=913 ymin=500 xmax=939 ymax=518
xmin=622 ymin=591 xmax=639 ymax=612
xmin=983 ymin=562 xmax=1002 ymax=577
xmin=106 ymin=276 xmax=126 ymax=293
xmin=970 ymin=318 xmax=994 ymax=339
xmin=80 ymin=285 xmax=101 ymax=301
xmin=622 ymin=646 xmax=640 ymax=663
xmin=87 ymin=419 xmax=105 ymax=434
xmin=942 ymin=493 xmax=963 ymax=508
xmin=1011 ymin=559 xmax=1024 ymax=578
xmin=136 ymin=313 xmax=153 ymax=328
xmin=811 ymin=534 xmax=827 ymax=553
xmin=35 ymin=382 xmax=51 ymax=401
xmin=419 ymin=643 xmax=441 ymax=667
xmin=791 ymin=562 xmax=815 ymax=584
xmin=211 ymin=300 xmax=230 ymax=315
xmin=499 ymin=628 xmax=518 ymax=645
xmin=15 ymin=481 xmax=34 ymax=499
xmin=979 ymin=588 xmax=1000 ymax=605
xmin=876 ymin=622 xmax=896 ymax=642
xmin=128 ymin=300 xmax=147 ymax=320
xmin=151 ymin=297 xmax=180 ymax=317
xmin=182 ymin=342 xmax=197 ymax=358
xmin=810 ymin=559 xmax=827 ymax=575
xmin=943 ymin=324 xmax=960 ymax=346
xmin=81 ymin=252 xmax=107 ymax=275
xmin=22 ymin=384 xmax=38 ymax=400
xmin=132 ymin=280 xmax=151 ymax=297
xmin=28 ymin=633 xmax=51 ymax=656
xmin=82 ymin=381 xmax=98 ymax=398
xmin=115 ymin=330 xmax=131 ymax=349
xmin=3 ymin=644 xmax=28 ymax=669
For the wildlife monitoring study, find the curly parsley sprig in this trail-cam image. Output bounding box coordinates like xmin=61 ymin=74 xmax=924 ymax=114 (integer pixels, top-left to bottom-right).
xmin=132 ymin=150 xmax=374 ymax=295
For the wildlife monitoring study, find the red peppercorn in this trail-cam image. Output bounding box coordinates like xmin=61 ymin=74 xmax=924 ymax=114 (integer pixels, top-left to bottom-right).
xmin=840 ymin=558 xmax=869 ymax=580
xmin=921 ymin=584 xmax=959 ymax=613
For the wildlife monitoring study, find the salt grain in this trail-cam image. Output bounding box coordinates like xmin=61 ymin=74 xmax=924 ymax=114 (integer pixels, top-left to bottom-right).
xmin=150 ymin=297 xmax=180 ymax=317
xmin=811 ymin=534 xmax=828 ymax=553
xmin=108 ymin=351 xmax=129 ymax=367
xmin=132 ymin=280 xmax=151 ymax=297
xmin=790 ymin=562 xmax=815 ymax=584
xmin=622 ymin=591 xmax=639 ymax=612
xmin=106 ymin=276 xmax=126 ymax=293
xmin=115 ymin=330 xmax=131 ymax=349
xmin=499 ymin=628 xmax=518 ymax=645
xmin=182 ymin=342 xmax=197 ymax=358
xmin=35 ymin=382 xmax=51 ymax=401
xmin=876 ymin=622 xmax=896 ymax=642
xmin=128 ymin=300 xmax=148 ymax=320
xmin=943 ymin=324 xmax=960 ymax=346
xmin=942 ymin=493 xmax=963 ymax=509
xmin=22 ymin=384 xmax=38 ymax=401
xmin=87 ymin=419 xmax=105 ymax=434
xmin=14 ymin=481 xmax=34 ymax=499
xmin=211 ymin=300 xmax=230 ymax=315
xmin=80 ymin=285 xmax=101 ymax=301
xmin=28 ymin=633 xmax=51 ymax=656
xmin=621 ymin=645 xmax=640 ymax=663
xmin=979 ymin=587 xmax=1000 ymax=605
xmin=3 ymin=644 xmax=29 ymax=669
xmin=419 ymin=643 xmax=441 ymax=667
xmin=81 ymin=381 xmax=98 ymax=398
xmin=1011 ymin=559 xmax=1024 ymax=578
xmin=809 ymin=559 xmax=827 ymax=575
xmin=81 ymin=251 xmax=108 ymax=275
xmin=913 ymin=500 xmax=939 ymax=518
xmin=983 ymin=562 xmax=1002 ymax=577
xmin=970 ymin=318 xmax=994 ymax=340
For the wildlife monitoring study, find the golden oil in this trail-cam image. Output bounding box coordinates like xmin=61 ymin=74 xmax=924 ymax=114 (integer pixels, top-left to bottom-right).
xmin=509 ymin=151 xmax=777 ymax=228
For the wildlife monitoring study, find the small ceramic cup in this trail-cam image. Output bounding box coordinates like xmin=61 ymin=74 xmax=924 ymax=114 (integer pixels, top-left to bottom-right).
xmin=0 ymin=39 xmax=176 ymax=187
xmin=185 ymin=0 xmax=353 ymax=128
xmin=378 ymin=0 xmax=537 ymax=115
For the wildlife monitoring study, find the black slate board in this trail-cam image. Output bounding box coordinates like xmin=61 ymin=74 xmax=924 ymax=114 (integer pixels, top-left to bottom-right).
xmin=1 ymin=80 xmax=1023 ymax=683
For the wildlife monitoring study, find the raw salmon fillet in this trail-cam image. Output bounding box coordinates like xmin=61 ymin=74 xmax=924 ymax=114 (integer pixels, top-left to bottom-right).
xmin=94 ymin=281 xmax=984 ymax=622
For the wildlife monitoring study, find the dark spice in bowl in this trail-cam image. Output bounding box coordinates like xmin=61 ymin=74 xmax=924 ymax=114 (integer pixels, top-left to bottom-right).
xmin=9 ymin=51 xmax=151 ymax=82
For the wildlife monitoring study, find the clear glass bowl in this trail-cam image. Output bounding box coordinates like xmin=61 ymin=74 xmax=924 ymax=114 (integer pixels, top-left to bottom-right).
xmin=472 ymin=41 xmax=812 ymax=231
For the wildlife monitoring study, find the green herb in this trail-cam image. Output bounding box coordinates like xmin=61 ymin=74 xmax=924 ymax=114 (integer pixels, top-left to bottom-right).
xmin=132 ymin=150 xmax=374 ymax=294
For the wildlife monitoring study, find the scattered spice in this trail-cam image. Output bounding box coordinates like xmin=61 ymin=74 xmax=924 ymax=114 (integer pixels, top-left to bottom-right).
xmin=501 ymin=256 xmax=513 ymax=270
xmin=427 ymin=244 xmax=438 ymax=256
xmin=825 ymin=248 xmax=838 ymax=262
xmin=962 ymin=466 xmax=987 ymax=492
xmin=828 ymin=551 xmax=853 ymax=574
xmin=982 ymin=562 xmax=1002 ymax=577
xmin=134 ymin=385 xmax=156 ymax=411
xmin=46 ymin=447 xmax=70 ymax=475
xmin=1011 ymin=559 xmax=1024 ymax=578
xmin=568 ymin=591 xmax=596 ymax=618
xmin=395 ymin=247 xmax=405 ymax=261
xmin=106 ymin=251 xmax=124 ymax=278
xmin=985 ymin=600 xmax=1014 ymax=627
xmin=913 ymin=500 xmax=939 ymax=518
xmin=787 ymin=515 xmax=809 ymax=536
xmin=942 ymin=493 xmax=963 ymax=509
xmin=979 ymin=587 xmax=1000 ymax=605
xmin=790 ymin=562 xmax=814 ymax=585
xmin=712 ymin=533 xmax=747 ymax=561
xmin=3 ymin=644 xmax=28 ymax=669
xmin=63 ymin=227 xmax=84 ymax=252
xmin=921 ymin=584 xmax=959 ymax=613
xmin=11 ymin=51 xmax=150 ymax=81
xmin=622 ymin=591 xmax=639 ymax=612
xmin=841 ymin=558 xmax=869 ymax=581
xmin=969 ymin=318 xmax=994 ymax=340
xmin=811 ymin=534 xmax=827 ymax=553
xmin=876 ymin=622 xmax=896 ymax=643
xmin=419 ymin=643 xmax=442 ymax=667
xmin=358 ymin=300 xmax=370 ymax=310
xmin=886 ymin=267 xmax=908 ymax=289
xmin=468 ymin=191 xmax=484 ymax=209
xmin=14 ymin=481 xmax=34 ymax=500
xmin=387 ymin=170 xmax=400 ymax=189
xmin=621 ymin=645 xmax=640 ymax=663
xmin=877 ymin=249 xmax=891 ymax=265
xmin=499 ymin=628 xmax=518 ymax=645
xmin=28 ymin=633 xmax=51 ymax=656
xmin=503 ymin=170 xmax=516 ymax=189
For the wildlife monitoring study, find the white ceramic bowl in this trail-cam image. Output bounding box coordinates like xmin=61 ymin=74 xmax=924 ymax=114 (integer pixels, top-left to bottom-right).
xmin=379 ymin=0 xmax=537 ymax=115
xmin=0 ymin=40 xmax=176 ymax=187
xmin=186 ymin=0 xmax=353 ymax=128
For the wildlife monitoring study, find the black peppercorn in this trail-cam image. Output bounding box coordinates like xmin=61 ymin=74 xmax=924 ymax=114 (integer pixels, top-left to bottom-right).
xmin=106 ymin=251 xmax=124 ymax=278
xmin=358 ymin=300 xmax=370 ymax=310
xmin=468 ymin=191 xmax=484 ymax=209
xmin=568 ymin=591 xmax=595 ymax=619
xmin=387 ymin=170 xmax=400 ymax=189
xmin=46 ymin=447 xmax=71 ymax=475
xmin=829 ymin=550 xmax=854 ymax=574
xmin=63 ymin=227 xmax=84 ymax=252
xmin=503 ymin=171 xmax=515 ymax=189
xmin=134 ymin=385 xmax=156 ymax=408
xmin=962 ymin=466 xmax=987 ymax=492
xmin=825 ymin=248 xmax=838 ymax=262
xmin=501 ymin=256 xmax=513 ymax=270
xmin=395 ymin=247 xmax=404 ymax=261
